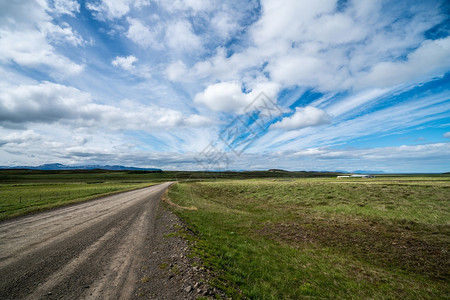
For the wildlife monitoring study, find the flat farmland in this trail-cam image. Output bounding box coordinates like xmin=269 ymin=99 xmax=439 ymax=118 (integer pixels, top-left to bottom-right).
xmin=0 ymin=182 xmax=155 ymax=220
xmin=0 ymin=170 xmax=162 ymax=220
xmin=0 ymin=169 xmax=344 ymax=221
xmin=168 ymin=176 xmax=450 ymax=299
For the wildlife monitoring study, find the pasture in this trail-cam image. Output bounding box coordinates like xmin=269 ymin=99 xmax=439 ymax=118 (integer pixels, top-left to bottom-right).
xmin=0 ymin=169 xmax=162 ymax=220
xmin=168 ymin=176 xmax=450 ymax=299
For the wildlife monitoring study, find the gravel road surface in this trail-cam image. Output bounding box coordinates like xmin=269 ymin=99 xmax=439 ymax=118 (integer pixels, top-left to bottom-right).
xmin=0 ymin=182 xmax=178 ymax=299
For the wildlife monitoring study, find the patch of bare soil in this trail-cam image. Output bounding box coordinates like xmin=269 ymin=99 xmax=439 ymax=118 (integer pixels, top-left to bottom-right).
xmin=133 ymin=201 xmax=227 ymax=299
xmin=257 ymin=215 xmax=449 ymax=281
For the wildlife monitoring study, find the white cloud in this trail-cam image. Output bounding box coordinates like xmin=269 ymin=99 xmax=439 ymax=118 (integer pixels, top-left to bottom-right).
xmin=0 ymin=0 xmax=84 ymax=77
xmin=73 ymin=136 xmax=89 ymax=146
xmin=134 ymin=0 xmax=150 ymax=9
xmin=112 ymin=55 xmax=138 ymax=70
xmin=444 ymin=132 xmax=450 ymax=138
xmin=41 ymin=22 xmax=85 ymax=46
xmin=0 ymin=81 xmax=92 ymax=125
xmin=51 ymin=0 xmax=80 ymax=16
xmin=293 ymin=143 xmax=450 ymax=162
xmin=165 ymin=20 xmax=202 ymax=51
xmin=156 ymin=0 xmax=212 ymax=12
xmin=165 ymin=60 xmax=187 ymax=81
xmin=0 ymin=30 xmax=84 ymax=77
xmin=271 ymin=106 xmax=332 ymax=130
xmin=326 ymin=88 xmax=393 ymax=117
xmin=0 ymin=81 xmax=211 ymax=130
xmin=0 ymin=130 xmax=42 ymax=146
xmin=194 ymin=81 xmax=281 ymax=114
xmin=359 ymin=37 xmax=450 ymax=88
xmin=194 ymin=82 xmax=245 ymax=113
xmin=182 ymin=0 xmax=447 ymax=95
xmin=304 ymin=13 xmax=365 ymax=45
xmin=1 ymin=0 xmax=449 ymax=172
xmin=251 ymin=0 xmax=336 ymax=46
xmin=126 ymin=17 xmax=161 ymax=49
xmin=253 ymin=89 xmax=450 ymax=152
xmin=267 ymin=54 xmax=328 ymax=88
xmin=211 ymin=12 xmax=239 ymax=39
xmin=86 ymin=0 xmax=149 ymax=20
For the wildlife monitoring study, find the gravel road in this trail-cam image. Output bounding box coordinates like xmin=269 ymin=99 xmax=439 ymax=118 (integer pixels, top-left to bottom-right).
xmin=0 ymin=182 xmax=177 ymax=299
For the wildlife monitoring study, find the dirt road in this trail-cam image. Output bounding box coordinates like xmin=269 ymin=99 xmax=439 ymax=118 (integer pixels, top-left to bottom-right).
xmin=0 ymin=182 xmax=173 ymax=299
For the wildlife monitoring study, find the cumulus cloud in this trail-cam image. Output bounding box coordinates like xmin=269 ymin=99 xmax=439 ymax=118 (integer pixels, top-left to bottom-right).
xmin=165 ymin=20 xmax=202 ymax=51
xmin=180 ymin=0 xmax=447 ymax=94
xmin=73 ymin=136 xmax=89 ymax=146
xmin=2 ymin=0 xmax=449 ymax=172
xmin=271 ymin=106 xmax=332 ymax=130
xmin=0 ymin=81 xmax=211 ymax=130
xmin=165 ymin=60 xmax=188 ymax=81
xmin=305 ymin=13 xmax=366 ymax=45
xmin=194 ymin=82 xmax=244 ymax=113
xmin=358 ymin=37 xmax=450 ymax=88
xmin=126 ymin=17 xmax=162 ymax=49
xmin=0 ymin=30 xmax=84 ymax=77
xmin=267 ymin=54 xmax=329 ymax=88
xmin=112 ymin=55 xmax=138 ymax=70
xmin=0 ymin=81 xmax=92 ymax=125
xmin=194 ymin=81 xmax=280 ymax=114
xmin=86 ymin=0 xmax=150 ymax=20
xmin=0 ymin=0 xmax=84 ymax=77
xmin=0 ymin=130 xmax=42 ymax=147
xmin=51 ymin=0 xmax=80 ymax=16
xmin=251 ymin=0 xmax=336 ymax=46
xmin=156 ymin=0 xmax=212 ymax=13
xmin=211 ymin=12 xmax=239 ymax=39
xmin=42 ymin=22 xmax=85 ymax=46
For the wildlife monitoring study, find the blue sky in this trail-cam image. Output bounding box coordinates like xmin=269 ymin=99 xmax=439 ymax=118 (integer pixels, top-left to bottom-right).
xmin=0 ymin=0 xmax=449 ymax=172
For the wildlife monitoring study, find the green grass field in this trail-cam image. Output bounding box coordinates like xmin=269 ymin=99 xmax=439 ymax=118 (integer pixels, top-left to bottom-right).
xmin=0 ymin=169 xmax=341 ymax=221
xmin=0 ymin=182 xmax=154 ymax=220
xmin=0 ymin=169 xmax=172 ymax=220
xmin=168 ymin=176 xmax=450 ymax=299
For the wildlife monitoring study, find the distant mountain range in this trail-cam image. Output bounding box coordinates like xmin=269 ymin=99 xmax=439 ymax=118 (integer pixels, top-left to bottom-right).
xmin=327 ymin=170 xmax=386 ymax=174
xmin=351 ymin=170 xmax=386 ymax=174
xmin=0 ymin=163 xmax=162 ymax=172
xmin=0 ymin=164 xmax=387 ymax=174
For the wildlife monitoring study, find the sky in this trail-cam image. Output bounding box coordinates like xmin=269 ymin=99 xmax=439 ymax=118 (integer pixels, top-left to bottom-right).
xmin=0 ymin=0 xmax=449 ymax=173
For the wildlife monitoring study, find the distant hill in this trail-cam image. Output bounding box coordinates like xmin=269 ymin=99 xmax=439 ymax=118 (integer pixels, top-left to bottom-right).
xmin=352 ymin=170 xmax=386 ymax=174
xmin=0 ymin=163 xmax=162 ymax=172
xmin=268 ymin=169 xmax=288 ymax=172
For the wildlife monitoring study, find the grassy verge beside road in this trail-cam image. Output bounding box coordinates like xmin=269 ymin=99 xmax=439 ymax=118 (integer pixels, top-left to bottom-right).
xmin=0 ymin=182 xmax=153 ymax=220
xmin=168 ymin=177 xmax=450 ymax=299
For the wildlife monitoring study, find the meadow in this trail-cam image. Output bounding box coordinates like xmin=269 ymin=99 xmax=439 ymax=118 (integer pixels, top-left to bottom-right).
xmin=168 ymin=176 xmax=450 ymax=299
xmin=0 ymin=181 xmax=156 ymax=220
xmin=0 ymin=170 xmax=164 ymax=220
xmin=0 ymin=169 xmax=337 ymax=221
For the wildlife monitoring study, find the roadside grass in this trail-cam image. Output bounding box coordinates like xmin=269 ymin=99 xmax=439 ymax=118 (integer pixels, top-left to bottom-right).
xmin=0 ymin=182 xmax=153 ymax=220
xmin=168 ymin=177 xmax=450 ymax=299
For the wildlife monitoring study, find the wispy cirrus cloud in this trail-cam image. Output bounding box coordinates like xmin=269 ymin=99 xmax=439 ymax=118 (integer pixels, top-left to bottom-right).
xmin=0 ymin=0 xmax=449 ymax=172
